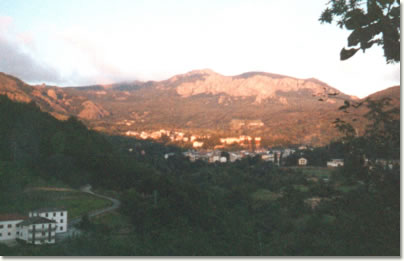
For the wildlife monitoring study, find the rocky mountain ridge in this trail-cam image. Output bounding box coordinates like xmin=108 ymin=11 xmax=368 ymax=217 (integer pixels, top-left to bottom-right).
xmin=0 ymin=70 xmax=399 ymax=147
xmin=172 ymin=70 xmax=351 ymax=104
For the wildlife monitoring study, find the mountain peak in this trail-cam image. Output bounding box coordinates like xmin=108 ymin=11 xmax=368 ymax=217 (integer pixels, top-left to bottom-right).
xmin=175 ymin=70 xmax=345 ymax=102
xmin=233 ymin=71 xmax=294 ymax=80
xmin=187 ymin=69 xmax=218 ymax=75
xmin=183 ymin=68 xmax=221 ymax=77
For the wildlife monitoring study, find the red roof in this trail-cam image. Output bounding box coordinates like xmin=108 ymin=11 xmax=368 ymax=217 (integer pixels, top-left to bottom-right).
xmin=0 ymin=214 xmax=27 ymax=222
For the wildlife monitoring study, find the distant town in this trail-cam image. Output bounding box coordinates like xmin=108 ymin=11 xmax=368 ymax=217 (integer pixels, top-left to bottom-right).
xmin=168 ymin=147 xmax=345 ymax=168
xmin=125 ymin=128 xmax=265 ymax=149
xmin=124 ymin=128 xmax=348 ymax=166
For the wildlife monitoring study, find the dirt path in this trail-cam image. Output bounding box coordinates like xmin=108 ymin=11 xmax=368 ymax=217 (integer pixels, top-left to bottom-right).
xmin=67 ymin=185 xmax=121 ymax=226
xmin=24 ymin=187 xmax=76 ymax=192
xmin=58 ymin=185 xmax=121 ymax=240
xmin=80 ymin=185 xmax=121 ymax=218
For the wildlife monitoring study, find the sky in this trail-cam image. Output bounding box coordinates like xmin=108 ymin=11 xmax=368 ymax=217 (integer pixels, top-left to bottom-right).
xmin=0 ymin=0 xmax=400 ymax=98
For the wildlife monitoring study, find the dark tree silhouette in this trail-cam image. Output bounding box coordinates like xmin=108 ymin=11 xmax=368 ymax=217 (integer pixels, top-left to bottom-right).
xmin=320 ymin=0 xmax=400 ymax=63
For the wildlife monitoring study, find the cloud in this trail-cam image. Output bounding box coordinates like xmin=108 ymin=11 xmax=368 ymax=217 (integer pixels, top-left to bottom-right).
xmin=0 ymin=16 xmax=62 ymax=84
xmin=0 ymin=16 xmax=12 ymax=33
xmin=57 ymin=27 xmax=134 ymax=85
xmin=0 ymin=37 xmax=62 ymax=83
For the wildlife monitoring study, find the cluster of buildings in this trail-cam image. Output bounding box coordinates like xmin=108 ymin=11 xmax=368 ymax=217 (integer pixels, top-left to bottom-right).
xmin=165 ymin=147 xmax=348 ymax=168
xmin=0 ymin=208 xmax=67 ymax=245
xmin=124 ymin=129 xmax=351 ymax=168
xmin=215 ymin=136 xmax=263 ymax=150
xmin=125 ymin=129 xmax=209 ymax=147
xmin=125 ymin=128 xmax=265 ymax=150
xmin=182 ymin=150 xmax=232 ymax=163
xmin=172 ymin=147 xmax=297 ymax=164
xmin=326 ymin=159 xmax=344 ymax=167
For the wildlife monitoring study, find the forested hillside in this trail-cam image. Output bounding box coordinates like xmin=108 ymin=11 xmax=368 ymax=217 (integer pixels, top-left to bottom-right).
xmin=0 ymin=94 xmax=161 ymax=193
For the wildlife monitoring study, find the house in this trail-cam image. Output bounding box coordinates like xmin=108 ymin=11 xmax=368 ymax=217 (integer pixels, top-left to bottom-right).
xmin=183 ymin=151 xmax=196 ymax=162
xmin=0 ymin=208 xmax=67 ymax=245
xmin=125 ymin=130 xmax=138 ymax=136
xmin=261 ymin=154 xmax=275 ymax=162
xmin=283 ymin=148 xmax=295 ymax=157
xmin=298 ymin=157 xmax=308 ymax=166
xmin=327 ymin=159 xmax=344 ymax=167
xmin=229 ymin=152 xmax=242 ymax=162
xmin=209 ymin=155 xmax=220 ymax=163
xmin=0 ymin=214 xmax=26 ymax=242
xmin=368 ymin=159 xmax=400 ymax=170
xmin=17 ymin=217 xmax=57 ymax=245
xmin=192 ymin=141 xmax=204 ymax=148
xmin=220 ymin=137 xmax=239 ymax=145
xmin=164 ymin=152 xmax=175 ymax=159
xmin=29 ymin=208 xmax=67 ymax=233
xmin=219 ymin=157 xmax=227 ymax=163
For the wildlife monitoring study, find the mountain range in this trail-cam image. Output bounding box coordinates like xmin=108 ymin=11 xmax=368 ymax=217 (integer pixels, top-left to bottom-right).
xmin=0 ymin=70 xmax=400 ymax=147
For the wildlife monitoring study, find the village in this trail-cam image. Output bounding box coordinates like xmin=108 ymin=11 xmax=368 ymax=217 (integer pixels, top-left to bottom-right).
xmin=125 ymin=128 xmax=268 ymax=149
xmin=164 ymin=146 xmax=346 ymax=168
xmin=124 ymin=128 xmax=349 ymax=167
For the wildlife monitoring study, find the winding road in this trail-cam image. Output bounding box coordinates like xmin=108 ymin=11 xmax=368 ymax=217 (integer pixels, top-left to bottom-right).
xmin=58 ymin=185 xmax=121 ymax=240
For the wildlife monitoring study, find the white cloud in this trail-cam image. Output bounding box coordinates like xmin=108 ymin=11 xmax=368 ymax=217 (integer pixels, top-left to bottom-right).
xmin=0 ymin=16 xmax=62 ymax=84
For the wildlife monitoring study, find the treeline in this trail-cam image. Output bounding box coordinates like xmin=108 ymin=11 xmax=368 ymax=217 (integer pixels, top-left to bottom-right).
xmin=283 ymin=141 xmax=345 ymax=167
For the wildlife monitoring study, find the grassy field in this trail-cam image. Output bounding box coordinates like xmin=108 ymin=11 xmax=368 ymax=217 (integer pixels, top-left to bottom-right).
xmin=299 ymin=167 xmax=335 ymax=178
xmin=286 ymin=166 xmax=336 ymax=181
xmin=250 ymin=189 xmax=280 ymax=201
xmin=1 ymin=189 xmax=112 ymax=220
xmin=335 ymin=184 xmax=358 ymax=193
xmin=293 ymin=184 xmax=310 ymax=192
xmin=93 ymin=210 xmax=134 ymax=234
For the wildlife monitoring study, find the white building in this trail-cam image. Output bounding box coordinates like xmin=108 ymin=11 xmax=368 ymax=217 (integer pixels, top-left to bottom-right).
xmin=219 ymin=157 xmax=227 ymax=163
xmin=29 ymin=208 xmax=67 ymax=233
xmin=164 ymin=152 xmax=175 ymax=159
xmin=0 ymin=209 xmax=68 ymax=245
xmin=0 ymin=214 xmax=26 ymax=242
xmin=327 ymin=159 xmax=344 ymax=167
xmin=298 ymin=146 xmax=307 ymax=150
xmin=193 ymin=141 xmax=204 ymax=148
xmin=282 ymin=148 xmax=294 ymax=157
xmin=125 ymin=130 xmax=138 ymax=136
xmin=17 ymin=217 xmax=57 ymax=245
xmin=210 ymin=155 xmax=220 ymax=163
xmin=229 ymin=152 xmax=242 ymax=162
xmin=298 ymin=157 xmax=308 ymax=166
xmin=262 ymin=154 xmax=275 ymax=162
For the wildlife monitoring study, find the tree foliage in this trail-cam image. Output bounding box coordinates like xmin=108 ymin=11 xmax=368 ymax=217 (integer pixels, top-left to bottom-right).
xmin=320 ymin=0 xmax=400 ymax=63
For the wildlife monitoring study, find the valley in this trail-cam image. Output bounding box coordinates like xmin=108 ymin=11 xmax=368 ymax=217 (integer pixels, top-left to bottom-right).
xmin=0 ymin=0 xmax=400 ymax=256
xmin=0 ymin=79 xmax=399 ymax=255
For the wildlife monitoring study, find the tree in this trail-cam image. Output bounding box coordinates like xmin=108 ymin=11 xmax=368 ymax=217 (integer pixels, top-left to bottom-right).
xmin=79 ymin=214 xmax=92 ymax=230
xmin=333 ymin=97 xmax=399 ymax=190
xmin=320 ymin=0 xmax=400 ymax=63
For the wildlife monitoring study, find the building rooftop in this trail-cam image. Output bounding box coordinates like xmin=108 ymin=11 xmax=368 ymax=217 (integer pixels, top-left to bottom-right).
xmin=0 ymin=214 xmax=26 ymax=222
xmin=30 ymin=208 xmax=67 ymax=213
xmin=19 ymin=217 xmax=56 ymax=226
